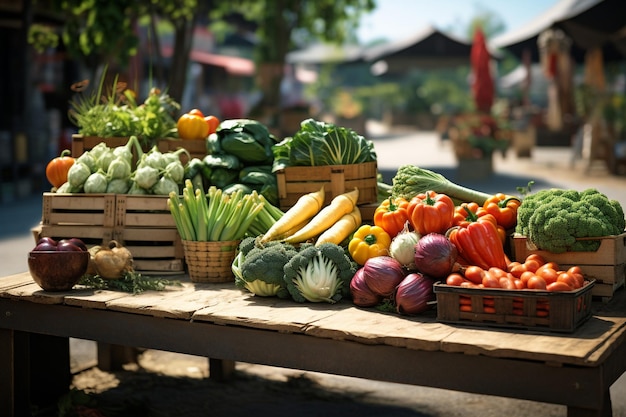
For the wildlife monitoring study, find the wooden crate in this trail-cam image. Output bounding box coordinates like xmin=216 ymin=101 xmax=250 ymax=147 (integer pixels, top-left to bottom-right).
xmin=275 ymin=161 xmax=378 ymax=211
xmin=511 ymin=233 xmax=626 ymax=300
xmin=33 ymin=224 xmax=115 ymax=248
xmin=157 ymin=138 xmax=207 ymax=165
xmin=115 ymin=195 xmax=175 ymax=228
xmin=38 ymin=193 xmax=183 ymax=274
xmin=42 ymin=193 xmax=116 ymax=227
xmin=71 ymin=134 xmax=147 ymax=168
xmin=434 ymin=280 xmax=595 ymax=333
xmin=114 ymin=227 xmax=184 ymax=275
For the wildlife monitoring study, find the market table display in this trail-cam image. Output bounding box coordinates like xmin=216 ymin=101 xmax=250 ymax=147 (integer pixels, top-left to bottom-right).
xmin=2 ymin=271 xmax=626 ymax=417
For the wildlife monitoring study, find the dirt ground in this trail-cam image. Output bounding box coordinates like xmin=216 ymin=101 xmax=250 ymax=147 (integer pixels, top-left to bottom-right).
xmin=62 ymin=346 xmax=570 ymax=417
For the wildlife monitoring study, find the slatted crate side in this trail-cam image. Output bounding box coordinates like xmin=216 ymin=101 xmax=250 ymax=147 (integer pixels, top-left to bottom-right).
xmin=511 ymin=233 xmax=626 ymax=265
xmin=511 ymin=233 xmax=626 ymax=300
xmin=434 ymin=281 xmax=594 ymax=333
xmin=42 ymin=193 xmax=116 ymax=227
xmin=34 ymin=224 xmax=115 ymax=247
xmin=157 ymin=138 xmax=207 ymax=165
xmin=114 ymin=227 xmax=184 ymax=274
xmin=115 ymin=195 xmax=176 ymax=228
xmin=71 ymin=135 xmax=132 ymax=158
xmin=276 ymin=161 xmax=378 ymax=211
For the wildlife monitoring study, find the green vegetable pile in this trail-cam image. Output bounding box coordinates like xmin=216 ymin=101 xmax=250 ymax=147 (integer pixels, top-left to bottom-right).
xmin=57 ymin=136 xmax=189 ymax=195
xmin=194 ymin=119 xmax=280 ymax=205
xmin=516 ymin=188 xmax=625 ymax=253
xmin=271 ymin=118 xmax=377 ymax=170
xmin=232 ymin=237 xmax=357 ymax=303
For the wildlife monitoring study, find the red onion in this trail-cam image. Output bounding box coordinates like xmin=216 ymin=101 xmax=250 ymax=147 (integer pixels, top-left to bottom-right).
xmin=414 ymin=233 xmax=459 ymax=279
xmin=350 ymin=268 xmax=382 ymax=307
xmin=394 ymin=273 xmax=435 ymax=315
xmin=362 ymin=256 xmax=405 ymax=297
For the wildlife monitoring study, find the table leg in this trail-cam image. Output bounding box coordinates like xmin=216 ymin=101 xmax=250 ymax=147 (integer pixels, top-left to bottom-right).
xmin=29 ymin=333 xmax=72 ymax=412
xmin=96 ymin=342 xmax=139 ymax=371
xmin=209 ymin=358 xmax=235 ymax=381
xmin=566 ymin=389 xmax=612 ymax=417
xmin=0 ymin=329 xmax=30 ymax=417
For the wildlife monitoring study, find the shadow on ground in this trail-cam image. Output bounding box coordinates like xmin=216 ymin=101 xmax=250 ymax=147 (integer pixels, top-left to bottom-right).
xmin=66 ymin=365 xmax=434 ymax=417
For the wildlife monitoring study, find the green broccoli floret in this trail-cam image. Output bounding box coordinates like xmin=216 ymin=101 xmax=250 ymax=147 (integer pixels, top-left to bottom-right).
xmin=237 ymin=240 xmax=298 ymax=298
xmin=283 ymin=243 xmax=357 ymax=303
xmin=517 ymin=188 xmax=625 ymax=253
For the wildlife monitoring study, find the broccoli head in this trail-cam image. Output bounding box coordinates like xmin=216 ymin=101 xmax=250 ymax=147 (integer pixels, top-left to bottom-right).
xmin=283 ymin=243 xmax=357 ymax=303
xmin=517 ymin=188 xmax=625 ymax=253
xmin=237 ymin=240 xmax=298 ymax=298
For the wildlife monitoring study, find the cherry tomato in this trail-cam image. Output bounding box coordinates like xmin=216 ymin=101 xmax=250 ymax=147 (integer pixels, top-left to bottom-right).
xmin=547 ymin=281 xmax=573 ymax=292
xmin=527 ymin=275 xmax=547 ymax=290
xmin=463 ymin=265 xmax=485 ymax=285
xmin=524 ymin=259 xmax=541 ymax=273
xmin=520 ymin=271 xmax=536 ymax=287
xmin=482 ymin=270 xmax=501 ymax=288
xmin=446 ymin=273 xmax=466 ymax=286
xmin=535 ymin=265 xmax=558 ymax=285
xmin=525 ymin=254 xmax=546 ymax=265
xmin=508 ymin=263 xmax=528 ymax=278
xmin=557 ymin=272 xmax=579 ymax=290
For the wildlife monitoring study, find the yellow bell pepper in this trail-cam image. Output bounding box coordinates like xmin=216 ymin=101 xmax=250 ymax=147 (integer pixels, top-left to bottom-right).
xmin=348 ymin=225 xmax=391 ymax=265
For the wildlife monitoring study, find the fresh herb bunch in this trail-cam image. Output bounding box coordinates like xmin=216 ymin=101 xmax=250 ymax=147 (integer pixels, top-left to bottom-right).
xmin=68 ymin=72 xmax=180 ymax=148
xmin=79 ymin=271 xmax=182 ymax=294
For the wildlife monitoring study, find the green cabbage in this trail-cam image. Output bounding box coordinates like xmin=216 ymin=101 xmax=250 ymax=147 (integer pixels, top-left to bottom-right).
xmin=272 ymin=118 xmax=376 ymax=169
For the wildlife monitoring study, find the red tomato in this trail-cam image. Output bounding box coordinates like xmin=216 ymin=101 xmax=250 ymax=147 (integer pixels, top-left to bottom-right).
xmin=557 ymin=272 xmax=579 ymax=290
xmin=446 ymin=273 xmax=466 ymax=286
xmin=536 ymin=265 xmax=558 ymax=285
xmin=463 ymin=265 xmax=485 ymax=285
xmin=524 ymin=259 xmax=541 ymax=273
xmin=527 ymin=275 xmax=547 ymax=290
xmin=525 ymin=254 xmax=546 ymax=265
xmin=547 ymin=281 xmax=573 ymax=292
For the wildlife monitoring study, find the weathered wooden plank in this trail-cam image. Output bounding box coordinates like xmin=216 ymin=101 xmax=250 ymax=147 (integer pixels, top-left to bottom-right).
xmin=304 ymin=307 xmax=453 ymax=352
xmin=192 ymin=294 xmax=341 ymax=333
xmin=0 ymin=273 xmax=33 ymax=292
xmin=101 ymin=281 xmax=240 ymax=319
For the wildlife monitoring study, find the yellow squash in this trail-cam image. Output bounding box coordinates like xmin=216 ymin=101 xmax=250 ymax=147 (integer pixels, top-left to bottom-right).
xmin=284 ymin=188 xmax=359 ymax=244
xmin=261 ymin=186 xmax=325 ymax=242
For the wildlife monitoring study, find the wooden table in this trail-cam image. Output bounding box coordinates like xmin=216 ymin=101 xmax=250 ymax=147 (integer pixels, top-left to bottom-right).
xmin=2 ymin=271 xmax=626 ymax=417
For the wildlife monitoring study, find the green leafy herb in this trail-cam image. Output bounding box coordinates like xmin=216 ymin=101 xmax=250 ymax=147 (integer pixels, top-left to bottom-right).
xmin=79 ymin=271 xmax=182 ymax=294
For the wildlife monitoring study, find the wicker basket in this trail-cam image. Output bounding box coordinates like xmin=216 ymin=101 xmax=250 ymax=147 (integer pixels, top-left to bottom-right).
xmin=182 ymin=240 xmax=240 ymax=283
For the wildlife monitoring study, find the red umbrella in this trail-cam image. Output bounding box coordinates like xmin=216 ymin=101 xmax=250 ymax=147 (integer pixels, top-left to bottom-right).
xmin=471 ymin=27 xmax=494 ymax=113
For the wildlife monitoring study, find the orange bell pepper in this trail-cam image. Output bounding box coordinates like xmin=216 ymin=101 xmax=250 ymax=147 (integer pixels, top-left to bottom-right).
xmin=447 ymin=212 xmax=508 ymax=270
xmin=407 ymin=191 xmax=455 ymax=235
xmin=482 ymin=193 xmax=521 ymax=230
xmin=453 ymin=202 xmax=506 ymax=243
xmin=373 ymin=197 xmax=410 ymax=238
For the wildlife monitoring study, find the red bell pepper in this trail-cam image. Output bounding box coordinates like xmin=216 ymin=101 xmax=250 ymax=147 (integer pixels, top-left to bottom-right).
xmin=407 ymin=191 xmax=455 ymax=235
xmin=453 ymin=202 xmax=506 ymax=243
xmin=447 ymin=212 xmax=508 ymax=270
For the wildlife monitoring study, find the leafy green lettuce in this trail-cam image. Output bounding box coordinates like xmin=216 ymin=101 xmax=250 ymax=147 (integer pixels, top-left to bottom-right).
xmin=272 ymin=118 xmax=376 ymax=170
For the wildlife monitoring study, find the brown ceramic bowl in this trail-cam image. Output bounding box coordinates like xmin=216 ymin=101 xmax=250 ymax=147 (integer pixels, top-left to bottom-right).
xmin=28 ymin=250 xmax=90 ymax=291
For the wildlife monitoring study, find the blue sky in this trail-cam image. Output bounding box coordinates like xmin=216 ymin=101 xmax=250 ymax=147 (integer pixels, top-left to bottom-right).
xmin=357 ymin=0 xmax=559 ymax=43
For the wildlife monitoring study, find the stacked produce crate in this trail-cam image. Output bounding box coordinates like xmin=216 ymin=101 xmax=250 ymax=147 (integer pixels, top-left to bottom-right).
xmin=511 ymin=233 xmax=626 ymax=301
xmin=35 ymin=193 xmax=185 ymax=274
